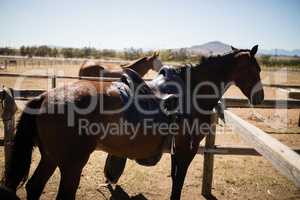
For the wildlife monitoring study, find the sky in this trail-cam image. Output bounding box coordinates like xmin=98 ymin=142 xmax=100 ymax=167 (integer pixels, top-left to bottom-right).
xmin=0 ymin=0 xmax=299 ymax=50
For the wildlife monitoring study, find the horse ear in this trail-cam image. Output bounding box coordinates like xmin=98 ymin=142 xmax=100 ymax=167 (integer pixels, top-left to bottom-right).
xmin=231 ymin=46 xmax=238 ymax=51
xmin=152 ymin=51 xmax=157 ymax=58
xmin=250 ymin=45 xmax=258 ymax=56
xmin=152 ymin=51 xmax=159 ymax=58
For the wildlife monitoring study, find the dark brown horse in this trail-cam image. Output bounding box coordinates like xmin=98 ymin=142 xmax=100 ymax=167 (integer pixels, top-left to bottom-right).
xmin=79 ymin=52 xmax=163 ymax=184
xmin=78 ymin=52 xmax=162 ymax=78
xmin=104 ymin=44 xmax=266 ymax=189
xmin=2 ymin=45 xmax=263 ymax=200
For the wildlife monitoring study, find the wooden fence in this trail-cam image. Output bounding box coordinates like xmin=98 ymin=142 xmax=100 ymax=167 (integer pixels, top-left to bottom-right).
xmin=1 ymin=72 xmax=300 ymax=198
xmin=0 ymin=56 xmax=128 ymax=69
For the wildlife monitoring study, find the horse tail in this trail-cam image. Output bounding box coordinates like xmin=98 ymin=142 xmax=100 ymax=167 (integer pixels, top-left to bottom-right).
xmin=3 ymin=96 xmax=44 ymax=190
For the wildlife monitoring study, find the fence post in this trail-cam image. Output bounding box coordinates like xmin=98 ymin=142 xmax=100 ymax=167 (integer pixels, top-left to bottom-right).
xmin=202 ymin=111 xmax=218 ymax=197
xmin=51 ymin=75 xmax=56 ymax=88
xmin=4 ymin=60 xmax=8 ymax=69
xmin=3 ymin=115 xmax=15 ymax=172
xmin=0 ymin=87 xmax=17 ymax=172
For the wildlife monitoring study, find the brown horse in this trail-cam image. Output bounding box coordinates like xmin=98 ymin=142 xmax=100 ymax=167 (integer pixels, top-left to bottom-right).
xmin=2 ymin=45 xmax=263 ymax=200
xmin=78 ymin=52 xmax=162 ymax=78
xmin=79 ymin=52 xmax=162 ymax=184
xmin=104 ymin=44 xmax=266 ymax=188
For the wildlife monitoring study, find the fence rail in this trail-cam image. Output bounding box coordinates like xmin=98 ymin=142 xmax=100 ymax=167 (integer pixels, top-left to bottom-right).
xmin=279 ymin=88 xmax=300 ymax=100
xmin=1 ymin=72 xmax=300 ymax=109
xmin=0 ymin=72 xmax=120 ymax=81
xmin=222 ymin=98 xmax=300 ymax=109
xmin=263 ymin=83 xmax=300 ymax=89
xmin=223 ymin=110 xmax=300 ymax=187
xmin=2 ymin=72 xmax=300 ymax=88
xmin=0 ymin=56 xmax=129 ymax=67
xmin=9 ymin=89 xmax=300 ymax=109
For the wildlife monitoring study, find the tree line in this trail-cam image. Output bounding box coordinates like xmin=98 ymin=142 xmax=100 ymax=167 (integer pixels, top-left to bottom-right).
xmin=258 ymin=55 xmax=300 ymax=68
xmin=2 ymin=45 xmax=299 ymax=67
xmin=0 ymin=45 xmax=200 ymax=62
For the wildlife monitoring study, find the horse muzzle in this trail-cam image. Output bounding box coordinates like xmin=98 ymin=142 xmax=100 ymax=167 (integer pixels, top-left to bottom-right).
xmin=250 ymin=87 xmax=264 ymax=105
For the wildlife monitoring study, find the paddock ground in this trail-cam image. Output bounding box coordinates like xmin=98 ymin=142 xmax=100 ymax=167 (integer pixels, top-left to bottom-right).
xmin=0 ymin=61 xmax=299 ymax=199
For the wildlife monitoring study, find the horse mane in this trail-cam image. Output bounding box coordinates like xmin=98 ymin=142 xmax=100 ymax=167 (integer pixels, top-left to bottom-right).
xmin=169 ymin=50 xmax=248 ymax=80
xmin=123 ymin=57 xmax=148 ymax=68
xmin=80 ymin=60 xmax=100 ymax=68
xmin=196 ymin=49 xmax=253 ymax=67
xmin=162 ymin=49 xmax=254 ymax=82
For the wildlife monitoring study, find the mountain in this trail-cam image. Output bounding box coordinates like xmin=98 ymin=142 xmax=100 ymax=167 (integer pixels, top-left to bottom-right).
xmin=188 ymin=41 xmax=232 ymax=55
xmin=183 ymin=41 xmax=300 ymax=56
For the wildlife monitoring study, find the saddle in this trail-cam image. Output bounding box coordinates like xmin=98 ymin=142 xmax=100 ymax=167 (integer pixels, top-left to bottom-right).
xmin=113 ymin=68 xmax=186 ymax=166
xmin=120 ymin=68 xmax=179 ymax=117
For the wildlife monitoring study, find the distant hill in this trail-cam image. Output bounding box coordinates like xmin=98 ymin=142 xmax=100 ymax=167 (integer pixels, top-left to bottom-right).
xmin=182 ymin=41 xmax=300 ymax=56
xmin=188 ymin=41 xmax=232 ymax=55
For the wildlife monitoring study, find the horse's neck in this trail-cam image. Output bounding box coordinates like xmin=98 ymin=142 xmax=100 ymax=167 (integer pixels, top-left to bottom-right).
xmin=193 ymin=63 xmax=231 ymax=111
xmin=127 ymin=61 xmax=150 ymax=77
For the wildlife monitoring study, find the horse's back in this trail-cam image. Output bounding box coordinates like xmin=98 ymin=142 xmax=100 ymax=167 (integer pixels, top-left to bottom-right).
xmin=79 ymin=64 xmax=123 ymax=78
xmin=79 ymin=60 xmax=106 ymax=77
xmin=34 ymin=80 xmax=163 ymax=162
xmin=35 ymin=81 xmax=120 ymax=163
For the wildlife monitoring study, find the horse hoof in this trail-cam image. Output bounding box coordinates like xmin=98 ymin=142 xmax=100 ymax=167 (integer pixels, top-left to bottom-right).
xmin=0 ymin=186 xmax=20 ymax=200
xmin=98 ymin=183 xmax=110 ymax=188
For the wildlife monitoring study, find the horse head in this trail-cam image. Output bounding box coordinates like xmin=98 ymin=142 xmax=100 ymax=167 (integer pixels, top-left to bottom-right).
xmin=148 ymin=51 xmax=163 ymax=72
xmin=228 ymin=45 xmax=264 ymax=105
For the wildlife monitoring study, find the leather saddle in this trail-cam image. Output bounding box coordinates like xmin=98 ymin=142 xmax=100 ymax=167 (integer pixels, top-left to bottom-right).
xmin=120 ymin=68 xmax=179 ymax=117
xmin=117 ymin=68 xmax=184 ymax=166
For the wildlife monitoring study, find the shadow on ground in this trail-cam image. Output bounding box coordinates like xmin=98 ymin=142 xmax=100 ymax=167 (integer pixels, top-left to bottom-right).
xmin=97 ymin=184 xmax=148 ymax=200
xmin=99 ymin=184 xmax=218 ymax=200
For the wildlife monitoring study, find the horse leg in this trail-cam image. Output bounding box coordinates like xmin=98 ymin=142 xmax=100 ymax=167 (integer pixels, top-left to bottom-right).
xmin=55 ymin=166 xmax=83 ymax=200
xmin=104 ymin=155 xmax=127 ymax=184
xmin=56 ymin=154 xmax=91 ymax=200
xmin=170 ymin=151 xmax=197 ymax=200
xmin=25 ymin=153 xmax=57 ymax=200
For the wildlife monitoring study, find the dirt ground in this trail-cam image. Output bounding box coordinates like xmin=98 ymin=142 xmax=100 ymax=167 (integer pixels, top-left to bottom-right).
xmin=0 ymin=61 xmax=299 ymax=200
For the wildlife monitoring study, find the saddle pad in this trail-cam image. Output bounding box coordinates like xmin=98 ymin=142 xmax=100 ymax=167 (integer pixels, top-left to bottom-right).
xmin=149 ymin=66 xmax=187 ymax=115
xmin=112 ymin=81 xmax=170 ymax=124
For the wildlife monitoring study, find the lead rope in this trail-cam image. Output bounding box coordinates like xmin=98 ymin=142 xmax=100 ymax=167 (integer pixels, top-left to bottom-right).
xmin=171 ymin=135 xmax=176 ymax=155
xmin=169 ymin=109 xmax=179 ymax=155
